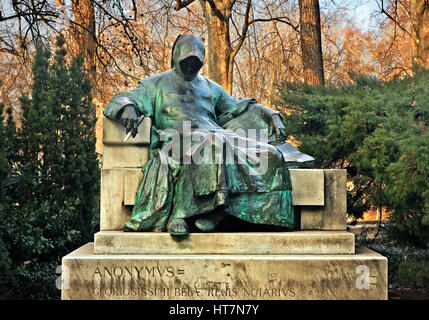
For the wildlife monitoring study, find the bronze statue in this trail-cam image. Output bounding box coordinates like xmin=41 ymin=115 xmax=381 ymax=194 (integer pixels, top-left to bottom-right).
xmin=104 ymin=34 xmax=313 ymax=237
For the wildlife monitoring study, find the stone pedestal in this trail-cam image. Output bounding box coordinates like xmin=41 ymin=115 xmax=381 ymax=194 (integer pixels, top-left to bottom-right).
xmin=61 ymin=243 xmax=387 ymax=300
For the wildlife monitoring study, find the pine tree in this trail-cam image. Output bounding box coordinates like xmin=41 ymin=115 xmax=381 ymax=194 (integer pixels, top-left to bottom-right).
xmin=0 ymin=36 xmax=99 ymax=298
xmin=0 ymin=104 xmax=14 ymax=290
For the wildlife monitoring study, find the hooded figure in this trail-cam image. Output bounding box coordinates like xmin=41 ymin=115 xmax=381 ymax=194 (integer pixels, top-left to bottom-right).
xmin=103 ymin=34 xmax=313 ymax=237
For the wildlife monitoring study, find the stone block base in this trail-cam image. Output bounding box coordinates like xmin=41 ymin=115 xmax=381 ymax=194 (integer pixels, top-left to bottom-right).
xmin=61 ymin=243 xmax=387 ymax=300
xmin=94 ymin=231 xmax=355 ymax=255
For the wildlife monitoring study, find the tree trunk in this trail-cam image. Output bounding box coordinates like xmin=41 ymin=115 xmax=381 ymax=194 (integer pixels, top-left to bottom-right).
xmin=71 ymin=0 xmax=97 ymax=114
xmin=410 ymin=0 xmax=429 ymax=69
xmin=199 ymin=0 xmax=233 ymax=93
xmin=298 ymin=0 xmax=325 ymax=85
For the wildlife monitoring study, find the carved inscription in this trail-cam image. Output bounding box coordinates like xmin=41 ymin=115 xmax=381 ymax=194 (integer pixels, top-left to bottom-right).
xmin=87 ymin=264 xmax=298 ymax=298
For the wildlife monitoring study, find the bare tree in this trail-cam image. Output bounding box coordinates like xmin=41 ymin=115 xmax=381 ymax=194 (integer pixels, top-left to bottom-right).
xmin=298 ymin=0 xmax=324 ymax=85
xmin=175 ymin=0 xmax=298 ymax=94
xmin=70 ymin=0 xmax=96 ymax=96
xmin=410 ymin=0 xmax=429 ymax=69
xmin=377 ymin=0 xmax=429 ymax=69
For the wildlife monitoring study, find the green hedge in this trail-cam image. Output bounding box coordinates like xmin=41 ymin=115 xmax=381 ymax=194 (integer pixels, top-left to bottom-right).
xmin=278 ymin=71 xmax=429 ymax=246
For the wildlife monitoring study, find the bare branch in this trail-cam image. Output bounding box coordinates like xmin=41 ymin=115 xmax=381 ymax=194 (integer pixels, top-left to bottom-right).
xmin=0 ymin=11 xmax=57 ymax=22
xmin=175 ymin=0 xmax=196 ymax=11
xmin=377 ymin=0 xmax=411 ymax=35
xmin=230 ymin=0 xmax=252 ymax=61
xmin=205 ymin=0 xmax=226 ymax=20
xmin=0 ymin=47 xmax=20 ymax=56
xmin=249 ymin=17 xmax=299 ymax=33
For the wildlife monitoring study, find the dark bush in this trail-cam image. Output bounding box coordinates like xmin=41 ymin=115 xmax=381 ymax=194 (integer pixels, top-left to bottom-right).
xmin=0 ymin=37 xmax=99 ymax=299
xmin=278 ymin=71 xmax=429 ymax=246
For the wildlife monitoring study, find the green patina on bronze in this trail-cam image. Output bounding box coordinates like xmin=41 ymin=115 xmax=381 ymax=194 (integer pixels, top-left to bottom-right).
xmin=103 ymin=34 xmax=313 ymax=235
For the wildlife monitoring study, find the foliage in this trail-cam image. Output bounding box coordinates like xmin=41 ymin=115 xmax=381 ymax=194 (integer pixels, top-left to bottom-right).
xmin=0 ymin=37 xmax=99 ymax=299
xmin=278 ymin=71 xmax=429 ymax=246
xmin=355 ymin=227 xmax=429 ymax=289
xmin=0 ymin=107 xmax=14 ymax=292
xmin=396 ymin=261 xmax=429 ymax=288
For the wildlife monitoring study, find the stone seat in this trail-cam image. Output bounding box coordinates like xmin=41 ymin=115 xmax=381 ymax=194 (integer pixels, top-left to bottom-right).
xmin=100 ymin=116 xmax=347 ymax=233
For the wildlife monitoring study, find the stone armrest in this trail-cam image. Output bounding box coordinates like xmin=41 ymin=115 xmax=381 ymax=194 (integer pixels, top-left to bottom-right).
xmin=102 ymin=116 xmax=152 ymax=169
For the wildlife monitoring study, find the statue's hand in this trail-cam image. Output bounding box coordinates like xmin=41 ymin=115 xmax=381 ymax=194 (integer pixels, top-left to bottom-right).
xmin=119 ymin=105 xmax=139 ymax=138
xmin=271 ymin=114 xmax=288 ymax=143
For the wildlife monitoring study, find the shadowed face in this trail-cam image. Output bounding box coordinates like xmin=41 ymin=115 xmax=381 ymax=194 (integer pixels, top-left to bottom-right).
xmin=179 ymin=56 xmax=203 ymax=78
xmin=172 ymin=34 xmax=205 ymax=81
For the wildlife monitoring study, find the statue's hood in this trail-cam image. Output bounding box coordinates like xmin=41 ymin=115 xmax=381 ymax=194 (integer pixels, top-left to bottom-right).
xmin=171 ymin=34 xmax=205 ymax=81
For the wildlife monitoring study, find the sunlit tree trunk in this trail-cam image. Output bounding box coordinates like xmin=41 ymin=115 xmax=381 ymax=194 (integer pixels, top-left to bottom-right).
xmin=410 ymin=0 xmax=429 ymax=69
xmin=298 ymin=0 xmax=325 ymax=85
xmin=176 ymin=0 xmax=235 ymax=93
xmin=71 ymin=0 xmax=97 ymax=117
xmin=199 ymin=0 xmax=234 ymax=93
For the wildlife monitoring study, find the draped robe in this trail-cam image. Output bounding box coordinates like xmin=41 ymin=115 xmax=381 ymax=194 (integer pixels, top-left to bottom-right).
xmin=103 ymin=34 xmax=313 ymax=232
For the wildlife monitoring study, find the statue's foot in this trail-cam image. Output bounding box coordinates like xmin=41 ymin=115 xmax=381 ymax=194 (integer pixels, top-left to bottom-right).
xmin=123 ymin=221 xmax=137 ymax=232
xmin=167 ymin=218 xmax=189 ymax=237
xmin=195 ymin=212 xmax=226 ymax=232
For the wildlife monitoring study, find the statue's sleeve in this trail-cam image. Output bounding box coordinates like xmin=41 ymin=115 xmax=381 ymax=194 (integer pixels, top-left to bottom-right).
xmin=103 ymin=77 xmax=155 ymax=120
xmin=209 ymin=80 xmax=256 ymax=126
